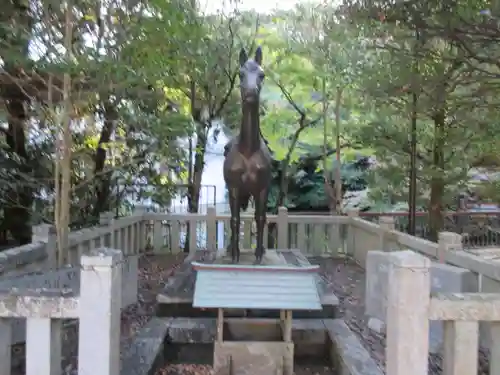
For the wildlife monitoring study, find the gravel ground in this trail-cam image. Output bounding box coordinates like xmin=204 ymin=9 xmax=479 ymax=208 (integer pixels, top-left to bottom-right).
xmin=155 ymin=364 xmax=335 ymax=375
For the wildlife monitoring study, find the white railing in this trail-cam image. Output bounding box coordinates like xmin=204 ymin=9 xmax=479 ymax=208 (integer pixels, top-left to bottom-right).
xmin=382 ymin=250 xmax=500 ymax=375
xmin=0 ymin=248 xmax=124 ymax=375
xmin=3 ymin=208 xmax=500 ymax=374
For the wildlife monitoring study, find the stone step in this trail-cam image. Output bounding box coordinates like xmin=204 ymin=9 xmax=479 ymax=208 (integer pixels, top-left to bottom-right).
xmin=324 ymin=319 xmax=384 ymax=375
xmin=120 ymin=317 xmax=171 ymax=375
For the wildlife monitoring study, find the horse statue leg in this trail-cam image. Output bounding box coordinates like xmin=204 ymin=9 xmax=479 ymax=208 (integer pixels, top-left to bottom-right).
xmin=228 ymin=188 xmax=241 ymax=263
xmin=254 ymin=189 xmax=268 ymax=264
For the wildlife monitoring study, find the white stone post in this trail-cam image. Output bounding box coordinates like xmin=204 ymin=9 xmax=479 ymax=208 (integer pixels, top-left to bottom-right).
xmin=277 ymin=206 xmax=288 ymax=249
xmin=379 ymin=216 xmax=396 ymax=251
xmin=26 ymin=318 xmax=62 ymax=375
xmin=346 ymin=209 xmax=359 ymax=256
xmin=47 ymin=225 xmax=58 ymax=270
xmin=206 ymin=207 xmax=217 ymax=251
xmin=386 ymin=250 xmax=431 ymax=375
xmin=78 ymin=248 xmax=122 ymax=375
xmin=100 ymin=212 xmax=115 ymax=249
xmin=438 ymin=231 xmax=462 ymax=263
xmin=134 ymin=205 xmax=148 ymax=251
xmin=153 ymin=219 xmax=163 ymax=253
xmin=122 ymin=255 xmax=138 ymax=307
xmin=0 ymin=318 xmax=11 ymax=375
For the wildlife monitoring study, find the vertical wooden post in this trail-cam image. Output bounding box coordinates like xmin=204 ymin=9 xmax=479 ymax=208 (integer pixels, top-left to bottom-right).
xmin=283 ymin=310 xmax=292 ymax=342
xmin=217 ymin=308 xmax=224 ymax=342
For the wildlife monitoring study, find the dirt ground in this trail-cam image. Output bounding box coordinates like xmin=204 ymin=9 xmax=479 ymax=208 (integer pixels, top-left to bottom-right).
xmin=155 ymin=364 xmax=335 ymax=375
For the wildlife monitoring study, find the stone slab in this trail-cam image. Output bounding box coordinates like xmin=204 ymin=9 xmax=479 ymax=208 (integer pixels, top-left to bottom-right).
xmin=365 ymin=250 xmax=479 ymax=353
xmin=325 ymin=319 xmax=384 ymax=375
xmin=162 ymin=317 xmax=327 ymax=345
xmin=215 ymin=248 xmax=288 ymax=265
xmin=120 ymin=317 xmax=171 ymax=375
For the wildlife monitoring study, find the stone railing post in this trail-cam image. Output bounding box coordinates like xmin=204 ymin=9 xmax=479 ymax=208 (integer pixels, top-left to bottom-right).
xmin=47 ymin=225 xmax=58 ymax=270
xmin=153 ymin=218 xmax=163 ymax=253
xmin=206 ymin=207 xmax=217 ymax=251
xmin=346 ymin=210 xmax=359 ymax=256
xmin=122 ymin=254 xmax=138 ymax=307
xmin=78 ymin=248 xmax=122 ymax=375
xmin=0 ymin=318 xmax=11 ymax=374
xmin=100 ymin=212 xmax=115 ymax=249
xmin=438 ymin=231 xmax=462 ymax=263
xmin=26 ymin=316 xmax=62 ymax=375
xmin=379 ymin=216 xmax=396 ymax=251
xmin=134 ymin=205 xmax=148 ymax=251
xmin=32 ymin=223 xmax=52 ymax=243
xmin=386 ymin=250 xmax=430 ymax=375
xmin=99 ymin=211 xmax=114 ymax=226
xmin=277 ymin=206 xmax=288 ymax=249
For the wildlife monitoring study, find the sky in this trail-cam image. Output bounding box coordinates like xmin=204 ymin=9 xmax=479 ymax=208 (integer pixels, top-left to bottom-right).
xmin=201 ymin=0 xmax=304 ymax=15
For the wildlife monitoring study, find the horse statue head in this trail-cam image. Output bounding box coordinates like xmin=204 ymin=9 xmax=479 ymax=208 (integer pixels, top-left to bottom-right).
xmin=238 ymin=46 xmax=265 ymax=104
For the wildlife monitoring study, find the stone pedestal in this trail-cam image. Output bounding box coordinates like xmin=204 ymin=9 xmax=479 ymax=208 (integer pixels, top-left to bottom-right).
xmin=214 ymin=341 xmax=294 ymax=375
xmin=215 ymin=249 xmax=290 ymax=265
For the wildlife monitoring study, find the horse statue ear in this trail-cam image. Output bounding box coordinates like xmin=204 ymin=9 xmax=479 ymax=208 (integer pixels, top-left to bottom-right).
xmin=239 ymin=48 xmax=248 ymax=67
xmin=254 ymin=46 xmax=263 ymax=65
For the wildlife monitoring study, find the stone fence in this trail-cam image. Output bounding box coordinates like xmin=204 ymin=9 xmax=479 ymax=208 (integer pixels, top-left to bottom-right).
xmin=377 ymin=250 xmax=500 ymax=375
xmin=4 ymin=206 xmax=500 ymax=293
xmin=0 ymin=248 xmax=124 ymax=375
xmin=0 ymin=212 xmax=142 ymax=346
xmin=1 ymin=208 xmax=500 ymax=373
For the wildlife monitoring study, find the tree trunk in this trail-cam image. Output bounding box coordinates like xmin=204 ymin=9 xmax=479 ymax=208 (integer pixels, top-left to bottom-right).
xmin=4 ymin=99 xmax=32 ymax=245
xmin=276 ymin=125 xmax=306 ymax=209
xmin=334 ymin=87 xmax=343 ymax=214
xmin=93 ymin=101 xmax=117 ymax=217
xmin=1 ymin=0 xmax=33 ymax=246
xmin=185 ymin=122 xmax=207 ymax=252
xmin=428 ymin=111 xmax=446 ymax=242
xmin=321 ymin=78 xmax=336 ymax=213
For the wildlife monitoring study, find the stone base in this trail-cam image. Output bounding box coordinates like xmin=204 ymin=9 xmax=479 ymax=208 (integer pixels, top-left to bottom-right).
xmin=120 ymin=317 xmax=381 ymax=375
xmin=215 ymin=249 xmax=286 ymax=265
xmin=214 ymin=341 xmax=294 ymax=375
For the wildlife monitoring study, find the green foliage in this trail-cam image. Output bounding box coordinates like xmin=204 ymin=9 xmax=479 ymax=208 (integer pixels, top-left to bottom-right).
xmin=267 ymin=155 xmax=372 ymax=211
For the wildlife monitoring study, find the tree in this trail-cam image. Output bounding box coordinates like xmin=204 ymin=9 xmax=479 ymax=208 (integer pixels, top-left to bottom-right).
xmin=0 ymin=0 xmax=199 ymax=252
xmin=345 ymin=0 xmax=500 ymax=239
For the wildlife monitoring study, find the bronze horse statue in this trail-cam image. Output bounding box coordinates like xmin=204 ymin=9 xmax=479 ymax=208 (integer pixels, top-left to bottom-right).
xmin=223 ymin=46 xmax=272 ymax=264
